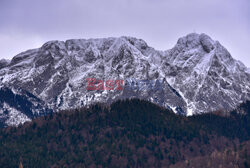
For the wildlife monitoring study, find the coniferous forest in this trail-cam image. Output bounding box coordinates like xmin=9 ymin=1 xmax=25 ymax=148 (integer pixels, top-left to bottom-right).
xmin=0 ymin=99 xmax=249 ymax=167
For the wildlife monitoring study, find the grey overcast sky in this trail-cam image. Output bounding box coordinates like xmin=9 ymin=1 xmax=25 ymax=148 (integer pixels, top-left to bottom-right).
xmin=0 ymin=0 xmax=249 ymax=66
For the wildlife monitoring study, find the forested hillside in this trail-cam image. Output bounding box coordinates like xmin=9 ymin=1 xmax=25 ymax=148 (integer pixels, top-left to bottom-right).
xmin=0 ymin=99 xmax=249 ymax=167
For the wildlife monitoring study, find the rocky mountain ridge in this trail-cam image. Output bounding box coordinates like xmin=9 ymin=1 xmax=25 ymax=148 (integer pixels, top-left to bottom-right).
xmin=0 ymin=33 xmax=249 ymax=126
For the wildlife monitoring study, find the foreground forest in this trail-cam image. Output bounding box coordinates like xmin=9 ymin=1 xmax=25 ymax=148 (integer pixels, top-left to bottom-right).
xmin=0 ymin=99 xmax=249 ymax=167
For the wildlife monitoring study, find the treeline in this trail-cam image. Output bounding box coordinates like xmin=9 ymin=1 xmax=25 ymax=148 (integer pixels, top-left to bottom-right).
xmin=0 ymin=99 xmax=249 ymax=167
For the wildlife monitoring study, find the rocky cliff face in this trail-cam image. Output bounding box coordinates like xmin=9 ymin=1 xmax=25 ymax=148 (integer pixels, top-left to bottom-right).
xmin=0 ymin=86 xmax=52 ymax=126
xmin=162 ymin=33 xmax=250 ymax=114
xmin=0 ymin=33 xmax=249 ymax=126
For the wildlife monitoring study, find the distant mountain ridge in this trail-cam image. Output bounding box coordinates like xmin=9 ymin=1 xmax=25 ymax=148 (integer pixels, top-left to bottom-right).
xmin=0 ymin=33 xmax=249 ymax=126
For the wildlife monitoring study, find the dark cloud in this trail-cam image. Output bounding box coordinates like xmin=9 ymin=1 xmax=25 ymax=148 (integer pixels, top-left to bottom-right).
xmin=0 ymin=0 xmax=249 ymax=66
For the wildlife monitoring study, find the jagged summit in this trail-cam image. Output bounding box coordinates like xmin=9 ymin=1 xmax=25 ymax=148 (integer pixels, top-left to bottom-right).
xmin=163 ymin=33 xmax=250 ymax=114
xmin=175 ymin=33 xmax=215 ymax=52
xmin=0 ymin=33 xmax=249 ymax=126
xmin=39 ymin=36 xmax=149 ymax=52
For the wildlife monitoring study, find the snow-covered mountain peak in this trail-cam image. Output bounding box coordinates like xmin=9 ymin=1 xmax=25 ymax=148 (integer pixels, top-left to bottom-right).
xmin=174 ymin=33 xmax=217 ymax=54
xmin=0 ymin=33 xmax=249 ymax=126
xmin=176 ymin=33 xmax=201 ymax=50
xmin=165 ymin=33 xmax=241 ymax=72
xmin=163 ymin=33 xmax=250 ymax=114
xmin=41 ymin=40 xmax=66 ymax=51
xmin=121 ymin=36 xmax=149 ymax=50
xmin=41 ymin=36 xmax=149 ymax=52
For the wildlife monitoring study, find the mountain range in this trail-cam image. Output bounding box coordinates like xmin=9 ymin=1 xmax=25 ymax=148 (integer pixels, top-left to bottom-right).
xmin=0 ymin=33 xmax=249 ymax=126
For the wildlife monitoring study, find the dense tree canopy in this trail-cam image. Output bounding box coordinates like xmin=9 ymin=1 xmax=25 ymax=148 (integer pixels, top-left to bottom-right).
xmin=0 ymin=99 xmax=249 ymax=167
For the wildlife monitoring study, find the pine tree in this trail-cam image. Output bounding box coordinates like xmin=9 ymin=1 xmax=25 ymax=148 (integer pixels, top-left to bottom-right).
xmin=19 ymin=162 xmax=23 ymax=168
xmin=19 ymin=157 xmax=23 ymax=168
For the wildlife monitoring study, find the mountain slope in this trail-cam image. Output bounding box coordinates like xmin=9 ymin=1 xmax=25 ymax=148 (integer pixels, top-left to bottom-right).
xmin=162 ymin=33 xmax=250 ymax=114
xmin=0 ymin=33 xmax=249 ymax=126
xmin=0 ymin=86 xmax=52 ymax=126
xmin=0 ymin=37 xmax=186 ymax=115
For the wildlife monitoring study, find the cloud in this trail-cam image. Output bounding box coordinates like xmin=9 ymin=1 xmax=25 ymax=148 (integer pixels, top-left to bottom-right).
xmin=0 ymin=0 xmax=249 ymax=66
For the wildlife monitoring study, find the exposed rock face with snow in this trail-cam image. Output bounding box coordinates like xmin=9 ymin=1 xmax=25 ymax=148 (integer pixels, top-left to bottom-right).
xmin=0 ymin=59 xmax=10 ymax=69
xmin=0 ymin=86 xmax=52 ymax=127
xmin=0 ymin=33 xmax=249 ymax=126
xmin=162 ymin=33 xmax=250 ymax=114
